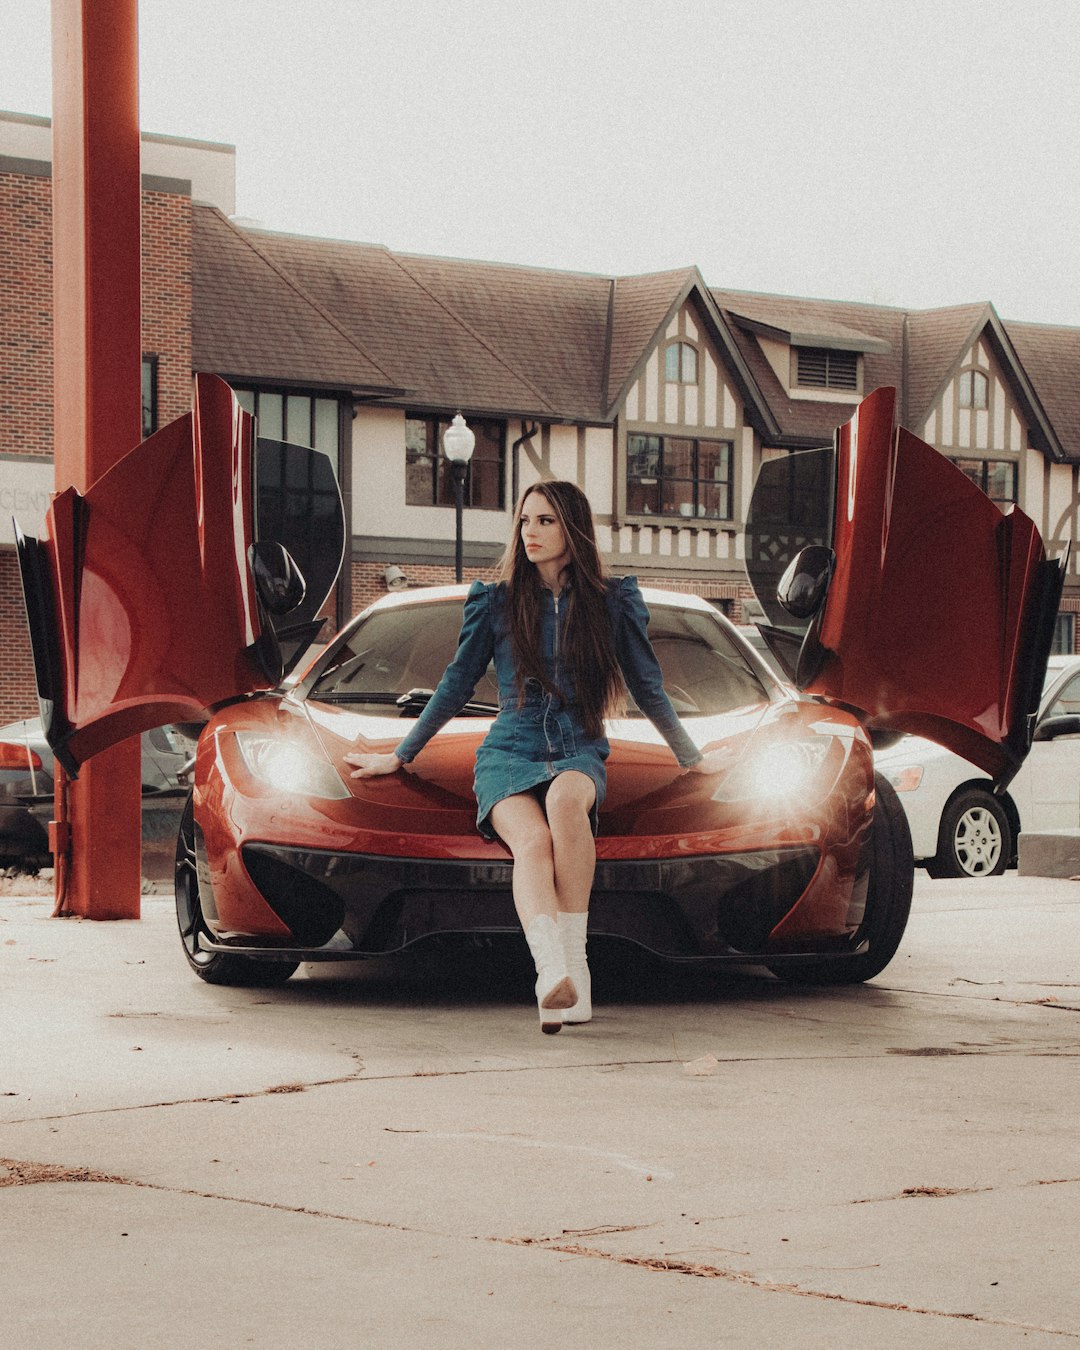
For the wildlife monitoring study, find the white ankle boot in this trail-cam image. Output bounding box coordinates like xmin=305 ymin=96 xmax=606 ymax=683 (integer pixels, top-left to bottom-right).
xmin=524 ymin=915 xmax=577 ymax=1034
xmin=559 ymin=911 xmax=592 ymax=1024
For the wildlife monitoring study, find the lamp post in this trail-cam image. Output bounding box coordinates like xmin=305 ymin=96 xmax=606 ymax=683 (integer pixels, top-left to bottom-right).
xmin=442 ymin=412 xmax=475 ymax=583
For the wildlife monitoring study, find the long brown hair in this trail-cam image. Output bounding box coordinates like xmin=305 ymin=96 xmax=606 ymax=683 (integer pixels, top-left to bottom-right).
xmin=495 ymin=481 xmax=624 ymax=739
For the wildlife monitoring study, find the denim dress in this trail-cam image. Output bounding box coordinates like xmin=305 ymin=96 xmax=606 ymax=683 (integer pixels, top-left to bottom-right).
xmin=393 ymin=576 xmax=703 ymax=840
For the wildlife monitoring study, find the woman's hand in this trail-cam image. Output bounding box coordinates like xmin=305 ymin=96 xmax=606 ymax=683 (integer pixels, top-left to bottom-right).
xmin=344 ymin=751 xmax=402 ymax=779
xmin=686 ymin=747 xmax=731 ymax=775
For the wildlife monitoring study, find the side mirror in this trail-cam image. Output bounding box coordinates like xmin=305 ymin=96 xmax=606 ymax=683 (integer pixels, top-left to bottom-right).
xmin=1033 ymin=713 xmax=1080 ymax=742
xmin=248 ymin=541 xmax=306 ymax=617
xmin=777 ymin=545 xmax=836 ymax=621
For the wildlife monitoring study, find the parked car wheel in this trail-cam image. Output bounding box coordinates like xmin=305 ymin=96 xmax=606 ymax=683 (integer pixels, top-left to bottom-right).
xmin=927 ymin=788 xmax=1011 ymax=879
xmin=174 ymin=795 xmax=299 ymax=986
xmin=769 ymin=774 xmax=914 ymax=985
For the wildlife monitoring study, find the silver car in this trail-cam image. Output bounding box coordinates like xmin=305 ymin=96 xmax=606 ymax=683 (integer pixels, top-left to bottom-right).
xmin=875 ymin=656 xmax=1080 ymax=877
xmin=0 ymin=717 xmax=198 ymax=865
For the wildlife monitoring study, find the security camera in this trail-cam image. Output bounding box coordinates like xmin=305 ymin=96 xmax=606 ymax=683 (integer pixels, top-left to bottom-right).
xmin=384 ymin=565 xmax=409 ymax=591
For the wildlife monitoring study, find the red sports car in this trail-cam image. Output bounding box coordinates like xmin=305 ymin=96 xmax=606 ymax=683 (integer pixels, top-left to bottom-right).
xmin=17 ymin=378 xmax=1062 ymax=987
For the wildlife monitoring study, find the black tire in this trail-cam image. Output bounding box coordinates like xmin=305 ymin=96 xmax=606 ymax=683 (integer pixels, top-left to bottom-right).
xmin=928 ymin=788 xmax=1011 ymax=879
xmin=174 ymin=794 xmax=299 ymax=987
xmin=770 ymin=773 xmax=914 ymax=985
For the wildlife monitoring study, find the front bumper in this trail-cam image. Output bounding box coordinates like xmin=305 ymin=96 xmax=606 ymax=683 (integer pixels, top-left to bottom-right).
xmin=196 ymin=838 xmax=866 ymax=962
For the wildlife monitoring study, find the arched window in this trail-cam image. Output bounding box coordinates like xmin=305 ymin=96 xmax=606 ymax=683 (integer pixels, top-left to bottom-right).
xmin=664 ymin=340 xmax=699 ymax=384
xmin=959 ymin=370 xmax=989 ymax=410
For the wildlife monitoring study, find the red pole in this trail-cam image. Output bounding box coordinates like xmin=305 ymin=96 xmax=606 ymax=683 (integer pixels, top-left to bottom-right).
xmin=50 ymin=0 xmax=143 ymax=919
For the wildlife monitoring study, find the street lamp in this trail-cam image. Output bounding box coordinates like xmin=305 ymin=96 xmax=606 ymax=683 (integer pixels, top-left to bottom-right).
xmin=443 ymin=412 xmax=475 ymax=583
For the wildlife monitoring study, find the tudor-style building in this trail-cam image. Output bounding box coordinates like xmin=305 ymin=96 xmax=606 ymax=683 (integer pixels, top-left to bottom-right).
xmin=3 ymin=109 xmax=1080 ymax=722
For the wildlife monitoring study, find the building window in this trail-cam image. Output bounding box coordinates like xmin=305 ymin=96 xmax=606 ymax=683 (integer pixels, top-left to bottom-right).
xmin=627 ymin=434 xmax=733 ymax=520
xmin=1052 ymin=613 xmax=1075 ymax=655
xmin=664 ymin=340 xmax=699 ymax=384
xmin=796 ymin=347 xmax=858 ymax=391
xmin=141 ymin=355 xmax=158 ymax=439
xmin=231 ymin=384 xmax=345 ymax=626
xmin=405 ymin=415 xmax=505 ymax=510
xmin=232 ymin=387 xmax=341 ymax=456
xmin=950 ymin=457 xmax=1018 ymax=507
xmin=959 ymin=370 xmax=989 ymax=410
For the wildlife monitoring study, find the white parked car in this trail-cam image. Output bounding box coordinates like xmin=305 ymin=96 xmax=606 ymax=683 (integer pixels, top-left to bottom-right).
xmin=875 ymin=656 xmax=1080 ymax=877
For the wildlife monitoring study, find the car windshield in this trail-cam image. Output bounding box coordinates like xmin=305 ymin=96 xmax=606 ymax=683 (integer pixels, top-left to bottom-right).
xmin=308 ymin=599 xmax=770 ymax=717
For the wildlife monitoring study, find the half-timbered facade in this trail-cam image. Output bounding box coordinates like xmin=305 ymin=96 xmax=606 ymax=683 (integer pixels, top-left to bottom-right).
xmin=3 ymin=110 xmax=1080 ymax=718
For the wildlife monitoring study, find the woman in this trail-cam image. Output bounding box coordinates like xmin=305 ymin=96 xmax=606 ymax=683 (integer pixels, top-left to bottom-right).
xmin=345 ymin=481 xmax=726 ymax=1032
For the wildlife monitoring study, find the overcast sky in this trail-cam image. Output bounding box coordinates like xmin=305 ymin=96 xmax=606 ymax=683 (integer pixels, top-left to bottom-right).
xmin=4 ymin=0 xmax=1078 ymax=327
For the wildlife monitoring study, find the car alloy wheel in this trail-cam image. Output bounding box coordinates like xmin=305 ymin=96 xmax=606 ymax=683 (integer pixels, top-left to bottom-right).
xmin=174 ymin=793 xmax=299 ymax=986
xmin=931 ymin=789 xmax=1011 ymax=879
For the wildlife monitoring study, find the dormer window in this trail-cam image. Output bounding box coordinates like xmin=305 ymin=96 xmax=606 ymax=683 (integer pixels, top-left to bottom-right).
xmin=664 ymin=340 xmax=699 ymax=384
xmin=959 ymin=370 xmax=989 ymax=410
xmin=796 ymin=347 xmax=858 ymax=391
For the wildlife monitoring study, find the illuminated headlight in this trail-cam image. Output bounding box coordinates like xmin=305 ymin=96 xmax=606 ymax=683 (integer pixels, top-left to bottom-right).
xmin=234 ymin=733 xmax=350 ymax=799
xmin=881 ymin=764 xmax=924 ymax=792
xmin=712 ymin=738 xmax=836 ymax=803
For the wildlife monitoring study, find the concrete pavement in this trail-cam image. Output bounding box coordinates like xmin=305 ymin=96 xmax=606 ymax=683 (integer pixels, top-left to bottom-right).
xmin=2 ymin=872 xmax=1078 ymax=1348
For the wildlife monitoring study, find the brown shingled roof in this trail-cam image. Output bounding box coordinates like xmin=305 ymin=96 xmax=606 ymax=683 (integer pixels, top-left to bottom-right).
xmin=192 ymin=207 xmax=400 ymax=393
xmin=393 ymin=251 xmax=612 ymax=420
xmin=902 ymin=303 xmax=989 ymax=427
xmin=192 ymin=209 xmax=1080 ymax=459
xmin=245 ymin=231 xmax=576 ymax=419
xmin=606 ymin=269 xmax=697 ymax=412
xmin=1005 ymin=320 xmax=1080 ymax=463
xmin=712 ymin=289 xmax=906 ymax=444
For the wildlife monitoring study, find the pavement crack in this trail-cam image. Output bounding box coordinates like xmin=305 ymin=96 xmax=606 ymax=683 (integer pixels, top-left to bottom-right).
xmin=4 ymin=1072 xmax=369 ymax=1123
xmin=495 ymin=1237 xmax=1080 ymax=1336
xmin=0 ymin=1156 xmax=445 ymax=1236
xmin=851 ymin=1175 xmax=1080 ymax=1205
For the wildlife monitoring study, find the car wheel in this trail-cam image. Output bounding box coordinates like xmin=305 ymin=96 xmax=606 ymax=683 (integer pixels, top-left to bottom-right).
xmin=928 ymin=789 xmax=1011 ymax=879
xmin=174 ymin=794 xmax=299 ymax=986
xmin=769 ymin=773 xmax=914 ymax=985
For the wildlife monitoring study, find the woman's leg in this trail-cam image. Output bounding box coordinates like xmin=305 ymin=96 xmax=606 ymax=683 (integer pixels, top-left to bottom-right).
xmin=490 ymin=791 xmax=576 ymax=1032
xmin=544 ymin=771 xmax=597 ymax=1024
xmin=489 ymin=791 xmax=558 ymax=929
xmin=543 ymin=771 xmax=597 ymax=914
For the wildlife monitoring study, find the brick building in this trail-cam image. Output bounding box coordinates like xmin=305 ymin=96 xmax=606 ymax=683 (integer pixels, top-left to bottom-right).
xmin=3 ymin=108 xmax=1080 ymax=722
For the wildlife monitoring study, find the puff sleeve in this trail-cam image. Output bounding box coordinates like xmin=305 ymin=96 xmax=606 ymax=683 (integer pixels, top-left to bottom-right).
xmin=393 ymin=581 xmax=496 ymax=764
xmin=612 ymin=576 xmax=703 ymax=768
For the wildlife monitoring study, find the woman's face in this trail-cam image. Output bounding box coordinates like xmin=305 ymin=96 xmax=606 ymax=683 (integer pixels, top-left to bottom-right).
xmin=520 ymin=492 xmax=570 ymax=571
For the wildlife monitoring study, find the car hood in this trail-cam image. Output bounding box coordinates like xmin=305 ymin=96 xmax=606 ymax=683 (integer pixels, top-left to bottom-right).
xmin=301 ymin=696 xmax=863 ymax=842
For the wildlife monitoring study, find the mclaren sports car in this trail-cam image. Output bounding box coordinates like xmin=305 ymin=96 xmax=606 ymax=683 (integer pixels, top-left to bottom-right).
xmin=16 ymin=377 xmax=1063 ymax=988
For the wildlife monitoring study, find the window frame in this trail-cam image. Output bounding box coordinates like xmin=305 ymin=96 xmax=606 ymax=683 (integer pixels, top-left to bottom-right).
xmin=625 ymin=432 xmax=734 ymax=523
xmin=1051 ymin=612 xmax=1075 ymax=656
xmin=141 ymin=354 xmax=158 ymax=440
xmin=405 ymin=413 xmax=506 ymax=512
xmin=948 ymin=456 xmax=1018 ymax=508
xmin=231 ymin=383 xmax=347 ymax=628
xmin=664 ymin=340 xmax=700 ymax=386
xmin=958 ymin=369 xmax=990 ymax=410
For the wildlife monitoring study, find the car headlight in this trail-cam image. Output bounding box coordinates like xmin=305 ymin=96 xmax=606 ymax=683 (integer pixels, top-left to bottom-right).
xmin=711 ymin=738 xmax=836 ymax=803
xmin=234 ymin=733 xmax=350 ymax=800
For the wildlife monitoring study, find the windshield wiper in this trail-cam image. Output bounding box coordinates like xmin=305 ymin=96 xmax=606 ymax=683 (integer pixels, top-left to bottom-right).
xmin=312 ymin=688 xmax=500 ymax=716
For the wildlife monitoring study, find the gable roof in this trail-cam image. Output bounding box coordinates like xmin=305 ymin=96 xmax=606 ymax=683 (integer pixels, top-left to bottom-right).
xmin=604 ymin=268 xmax=779 ymax=436
xmin=904 ymin=302 xmax=1065 ymax=461
xmin=902 ymin=303 xmax=990 ymax=428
